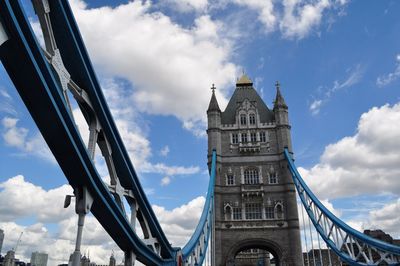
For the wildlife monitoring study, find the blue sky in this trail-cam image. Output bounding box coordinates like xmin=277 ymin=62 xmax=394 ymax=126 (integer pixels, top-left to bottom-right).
xmin=1 ymin=0 xmax=400 ymax=264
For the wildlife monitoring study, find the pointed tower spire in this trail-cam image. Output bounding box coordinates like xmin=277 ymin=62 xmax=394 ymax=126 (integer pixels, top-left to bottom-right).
xmin=274 ymin=80 xmax=287 ymax=109
xmin=207 ymin=84 xmax=221 ymax=113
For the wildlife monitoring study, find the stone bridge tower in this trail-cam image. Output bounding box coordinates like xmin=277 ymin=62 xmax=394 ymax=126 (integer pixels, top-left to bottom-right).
xmin=207 ymin=75 xmax=302 ymax=266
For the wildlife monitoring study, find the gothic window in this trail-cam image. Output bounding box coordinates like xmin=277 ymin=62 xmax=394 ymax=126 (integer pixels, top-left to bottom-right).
xmin=260 ymin=131 xmax=267 ymax=142
xmin=249 ymin=113 xmax=256 ymax=125
xmin=225 ymin=205 xmax=232 ymax=221
xmin=250 ymin=132 xmax=257 ymax=143
xmin=275 ymin=203 xmax=284 ymax=219
xmin=240 ymin=114 xmax=247 ymax=125
xmin=232 ymin=133 xmax=239 ymax=144
xmin=265 ymin=206 xmax=274 ymax=219
xmin=227 ymin=174 xmax=234 ymax=185
xmin=269 ymin=172 xmax=278 ymax=184
xmin=244 ymin=168 xmax=259 ymax=184
xmin=241 ymin=133 xmax=248 ymax=143
xmin=245 ymin=203 xmax=262 ymax=220
xmin=233 ymin=207 xmax=242 ymax=220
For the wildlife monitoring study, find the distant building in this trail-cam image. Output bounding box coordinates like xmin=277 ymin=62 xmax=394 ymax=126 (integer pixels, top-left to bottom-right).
xmin=109 ymin=254 xmax=116 ymax=266
xmin=364 ymin=229 xmax=400 ymax=245
xmin=30 ymin=252 xmax=48 ymax=266
xmin=0 ymin=229 xmax=4 ymax=255
xmin=235 ymin=249 xmax=271 ymax=266
xmin=80 ymin=255 xmax=90 ymax=266
xmin=303 ymin=249 xmax=341 ymax=266
xmin=4 ymin=250 xmax=16 ymax=266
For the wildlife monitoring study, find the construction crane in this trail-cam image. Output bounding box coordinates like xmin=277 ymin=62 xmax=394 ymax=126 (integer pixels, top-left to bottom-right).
xmin=13 ymin=232 xmax=23 ymax=254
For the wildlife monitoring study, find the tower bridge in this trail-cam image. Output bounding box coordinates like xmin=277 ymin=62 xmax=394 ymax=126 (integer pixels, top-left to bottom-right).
xmin=0 ymin=1 xmax=399 ymax=265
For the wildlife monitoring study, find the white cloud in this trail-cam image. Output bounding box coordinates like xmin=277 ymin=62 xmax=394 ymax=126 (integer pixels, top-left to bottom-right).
xmin=1 ymin=117 xmax=54 ymax=162
xmin=309 ymin=64 xmax=364 ymax=115
xmin=231 ymin=0 xmax=276 ymax=32
xmin=164 ymin=0 xmax=208 ymax=13
xmin=0 ymin=220 xmax=122 ymax=266
xmin=161 ymin=176 xmax=171 ymax=186
xmin=160 ymin=145 xmax=170 ymax=157
xmin=340 ymin=198 xmax=400 ymax=239
xmin=280 ymin=0 xmax=330 ymax=39
xmin=376 ymin=54 xmax=400 ymax=87
xmin=152 ymin=196 xmax=205 ymax=246
xmin=0 ymin=88 xmax=16 ymax=116
xmin=0 ymin=175 xmax=74 ymax=223
xmin=227 ymin=0 xmax=347 ymax=39
xmin=0 ymin=175 xmax=205 ymax=265
xmin=142 ymin=162 xmax=200 ymax=176
xmin=299 ymin=102 xmax=400 ymax=199
xmin=68 ymin=0 xmax=235 ymax=134
xmin=309 ymin=99 xmax=322 ymax=115
xmin=368 ymin=198 xmax=400 ymax=238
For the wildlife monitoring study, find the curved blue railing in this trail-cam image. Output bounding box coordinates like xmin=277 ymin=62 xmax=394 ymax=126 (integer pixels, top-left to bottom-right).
xmin=181 ymin=150 xmax=216 ymax=265
xmin=284 ymin=148 xmax=400 ymax=265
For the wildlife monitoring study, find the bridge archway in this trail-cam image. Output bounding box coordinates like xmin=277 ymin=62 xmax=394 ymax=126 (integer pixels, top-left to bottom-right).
xmin=225 ymin=238 xmax=283 ymax=266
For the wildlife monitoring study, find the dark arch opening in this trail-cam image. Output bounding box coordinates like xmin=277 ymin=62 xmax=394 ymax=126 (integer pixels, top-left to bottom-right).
xmin=235 ymin=247 xmax=276 ymax=266
xmin=225 ymin=239 xmax=283 ymax=266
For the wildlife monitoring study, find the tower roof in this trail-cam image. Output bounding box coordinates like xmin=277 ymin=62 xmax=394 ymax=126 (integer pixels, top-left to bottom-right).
xmin=207 ymin=84 xmax=221 ymax=113
xmin=236 ymin=74 xmax=253 ymax=86
xmin=221 ymin=78 xmax=274 ymax=124
xmin=273 ymin=81 xmax=287 ymax=109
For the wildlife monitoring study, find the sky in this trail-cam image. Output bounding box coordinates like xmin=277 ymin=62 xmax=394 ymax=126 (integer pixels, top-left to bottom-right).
xmin=0 ymin=0 xmax=400 ymax=265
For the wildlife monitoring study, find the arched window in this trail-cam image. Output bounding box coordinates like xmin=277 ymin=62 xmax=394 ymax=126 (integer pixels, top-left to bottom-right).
xmin=225 ymin=204 xmax=232 ymax=221
xmin=269 ymin=166 xmax=278 ymax=184
xmin=249 ymin=113 xmax=256 ymax=125
xmin=240 ymin=114 xmax=247 ymax=125
xmin=244 ymin=168 xmax=259 ymax=184
xmin=275 ymin=203 xmax=284 ymax=219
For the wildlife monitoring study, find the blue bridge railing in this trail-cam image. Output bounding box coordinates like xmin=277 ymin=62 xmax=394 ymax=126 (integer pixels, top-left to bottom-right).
xmin=285 ymin=148 xmax=400 ymax=265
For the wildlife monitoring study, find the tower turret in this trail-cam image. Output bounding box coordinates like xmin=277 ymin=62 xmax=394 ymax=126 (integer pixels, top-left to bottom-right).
xmin=207 ymin=84 xmax=221 ymax=156
xmin=273 ymin=81 xmax=292 ymax=152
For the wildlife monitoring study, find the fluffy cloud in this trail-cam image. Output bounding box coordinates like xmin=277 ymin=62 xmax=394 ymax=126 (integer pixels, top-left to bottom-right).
xmin=231 ymin=0 xmax=276 ymax=32
xmin=376 ymin=54 xmax=400 ymax=87
xmin=225 ymin=0 xmax=347 ymax=39
xmin=0 ymin=175 xmax=74 ymax=223
xmin=0 ymin=220 xmax=122 ymax=266
xmin=280 ymin=0 xmax=330 ymax=39
xmin=368 ymin=198 xmax=400 ymax=238
xmin=164 ymin=0 xmax=208 ymax=13
xmin=68 ymin=0 xmax=235 ymax=132
xmin=1 ymin=117 xmax=54 ymax=162
xmin=152 ymin=196 xmax=205 ymax=246
xmin=0 ymin=175 xmax=205 ymax=265
xmin=299 ymin=103 xmax=400 ymax=199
